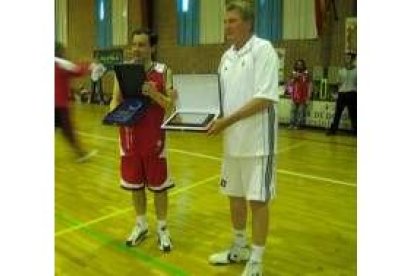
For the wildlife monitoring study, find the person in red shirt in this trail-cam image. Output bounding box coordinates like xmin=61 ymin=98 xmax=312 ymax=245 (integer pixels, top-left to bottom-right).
xmin=55 ymin=42 xmax=97 ymax=162
xmin=109 ymin=29 xmax=175 ymax=252
xmin=286 ymin=59 xmax=312 ymax=129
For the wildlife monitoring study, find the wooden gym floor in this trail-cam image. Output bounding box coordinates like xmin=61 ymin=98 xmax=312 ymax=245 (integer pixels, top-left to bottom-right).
xmin=55 ymin=103 xmax=356 ymax=276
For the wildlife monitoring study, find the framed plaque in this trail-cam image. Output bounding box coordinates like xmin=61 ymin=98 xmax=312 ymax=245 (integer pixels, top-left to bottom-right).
xmin=103 ymin=64 xmax=150 ymax=126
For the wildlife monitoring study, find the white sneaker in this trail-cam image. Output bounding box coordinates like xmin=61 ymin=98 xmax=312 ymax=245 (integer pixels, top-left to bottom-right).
xmin=242 ymin=261 xmax=263 ymax=276
xmin=208 ymin=244 xmax=250 ymax=265
xmin=125 ymin=224 xmax=148 ymax=247
xmin=76 ymin=149 xmax=98 ymax=163
xmin=157 ymin=227 xmax=173 ymax=252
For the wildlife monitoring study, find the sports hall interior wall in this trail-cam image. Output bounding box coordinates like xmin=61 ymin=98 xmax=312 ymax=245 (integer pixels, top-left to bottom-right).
xmin=63 ymin=0 xmax=356 ymax=92
xmin=155 ymin=0 xmax=356 ymax=76
xmin=65 ymin=0 xmax=143 ymax=92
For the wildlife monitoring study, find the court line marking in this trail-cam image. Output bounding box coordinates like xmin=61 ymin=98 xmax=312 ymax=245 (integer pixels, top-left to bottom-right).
xmin=56 ymin=132 xmax=354 ymax=236
xmin=55 ymin=139 xmax=302 ymax=237
xmin=277 ymin=169 xmax=356 ymax=187
xmin=55 ymin=130 xmax=354 ymax=273
xmin=164 ymin=147 xmax=356 ymax=187
xmin=77 ymin=131 xmax=117 ymax=142
xmin=77 ymin=130 xmax=303 ymax=159
xmin=169 ymin=143 xmax=305 ymax=161
xmin=278 ymin=133 xmax=357 ymax=148
xmin=76 ymin=130 xmax=355 ymax=187
xmin=55 ymin=175 xmax=220 ymax=237
xmin=56 ymin=212 xmax=189 ymax=276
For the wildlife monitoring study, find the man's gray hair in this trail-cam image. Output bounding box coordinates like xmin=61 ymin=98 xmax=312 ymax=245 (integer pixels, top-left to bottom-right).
xmin=226 ymin=0 xmax=255 ymax=25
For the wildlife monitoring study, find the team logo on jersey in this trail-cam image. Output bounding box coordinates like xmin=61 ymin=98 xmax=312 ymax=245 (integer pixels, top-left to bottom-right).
xmin=220 ymin=178 xmax=227 ymax=187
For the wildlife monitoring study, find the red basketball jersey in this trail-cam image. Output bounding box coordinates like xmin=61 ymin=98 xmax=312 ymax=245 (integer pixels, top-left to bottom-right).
xmin=119 ymin=62 xmax=167 ymax=156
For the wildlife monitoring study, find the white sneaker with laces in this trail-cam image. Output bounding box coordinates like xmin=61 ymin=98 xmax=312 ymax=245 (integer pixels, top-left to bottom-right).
xmin=125 ymin=224 xmax=148 ymax=247
xmin=241 ymin=261 xmax=263 ymax=276
xmin=157 ymin=227 xmax=173 ymax=252
xmin=208 ymin=244 xmax=250 ymax=265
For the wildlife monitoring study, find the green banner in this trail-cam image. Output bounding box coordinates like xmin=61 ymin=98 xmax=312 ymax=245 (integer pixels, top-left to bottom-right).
xmin=93 ymin=48 xmax=123 ymax=70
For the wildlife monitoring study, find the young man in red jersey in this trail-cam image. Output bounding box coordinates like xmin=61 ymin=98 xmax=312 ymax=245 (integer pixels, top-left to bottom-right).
xmin=110 ymin=29 xmax=175 ymax=252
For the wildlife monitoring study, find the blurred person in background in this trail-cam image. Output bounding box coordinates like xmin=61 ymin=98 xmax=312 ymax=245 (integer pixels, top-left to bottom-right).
xmin=55 ymin=42 xmax=97 ymax=162
xmin=327 ymin=52 xmax=357 ymax=135
xmin=89 ymin=59 xmax=107 ymax=104
xmin=285 ymin=59 xmax=312 ymax=129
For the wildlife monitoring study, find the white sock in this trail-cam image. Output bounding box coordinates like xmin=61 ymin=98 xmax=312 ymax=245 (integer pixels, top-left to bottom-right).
xmin=136 ymin=216 xmax=147 ymax=228
xmin=234 ymin=228 xmax=247 ymax=247
xmin=250 ymin=244 xmax=265 ymax=263
xmin=157 ymin=220 xmax=167 ymax=232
